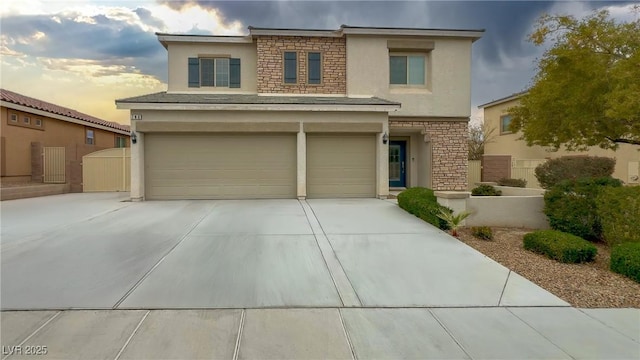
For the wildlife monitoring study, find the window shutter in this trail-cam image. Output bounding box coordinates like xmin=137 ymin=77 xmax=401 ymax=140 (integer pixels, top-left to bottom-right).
xmin=229 ymin=58 xmax=241 ymax=88
xmin=188 ymin=57 xmax=200 ymax=87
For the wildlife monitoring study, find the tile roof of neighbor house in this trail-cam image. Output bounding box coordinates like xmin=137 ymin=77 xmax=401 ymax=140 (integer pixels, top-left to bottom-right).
xmin=116 ymin=92 xmax=401 ymax=106
xmin=1 ymin=88 xmax=130 ymax=132
xmin=478 ymin=90 xmax=529 ymax=109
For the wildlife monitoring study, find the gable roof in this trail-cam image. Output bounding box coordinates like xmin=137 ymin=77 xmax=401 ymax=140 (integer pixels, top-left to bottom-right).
xmin=1 ymin=88 xmax=130 ymax=133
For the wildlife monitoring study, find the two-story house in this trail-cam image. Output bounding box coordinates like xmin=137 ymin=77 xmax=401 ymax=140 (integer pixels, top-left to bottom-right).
xmin=116 ymin=25 xmax=483 ymax=200
xmin=480 ymin=92 xmax=640 ymax=185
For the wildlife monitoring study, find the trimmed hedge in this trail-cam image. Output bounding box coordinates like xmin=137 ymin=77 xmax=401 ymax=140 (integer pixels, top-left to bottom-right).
xmin=523 ymin=230 xmax=597 ymax=263
xmin=471 ymin=226 xmax=493 ymax=241
xmin=535 ymin=156 xmax=616 ymax=189
xmin=497 ymin=178 xmax=527 ymax=188
xmin=397 ymin=187 xmax=451 ymax=230
xmin=471 ymin=184 xmax=502 ymax=196
xmin=610 ymin=242 xmax=640 ymax=283
xmin=596 ymin=186 xmax=640 ymax=246
xmin=543 ymin=177 xmax=622 ymax=241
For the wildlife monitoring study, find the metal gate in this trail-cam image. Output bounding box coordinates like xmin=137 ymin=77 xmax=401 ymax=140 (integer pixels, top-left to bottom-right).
xmin=82 ymin=148 xmax=131 ymax=192
xmin=43 ymin=147 xmax=65 ymax=183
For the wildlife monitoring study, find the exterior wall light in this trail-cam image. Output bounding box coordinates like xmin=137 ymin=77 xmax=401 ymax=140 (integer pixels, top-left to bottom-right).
xmin=131 ymin=131 xmax=137 ymax=144
xmin=382 ymin=132 xmax=389 ymax=144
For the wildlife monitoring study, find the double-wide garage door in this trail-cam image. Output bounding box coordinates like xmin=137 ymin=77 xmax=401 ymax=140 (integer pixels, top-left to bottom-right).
xmin=145 ymin=133 xmax=376 ymax=200
xmin=145 ymin=133 xmax=297 ymax=200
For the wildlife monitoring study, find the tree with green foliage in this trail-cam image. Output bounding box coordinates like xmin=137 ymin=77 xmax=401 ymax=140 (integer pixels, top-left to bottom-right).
xmin=510 ymin=9 xmax=640 ymax=150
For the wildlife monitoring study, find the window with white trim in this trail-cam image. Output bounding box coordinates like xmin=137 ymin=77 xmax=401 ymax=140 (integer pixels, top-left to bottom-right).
xmin=86 ymin=129 xmax=94 ymax=145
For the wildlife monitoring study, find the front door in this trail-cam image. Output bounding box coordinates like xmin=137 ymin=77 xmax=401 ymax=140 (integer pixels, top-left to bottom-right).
xmin=389 ymin=140 xmax=406 ymax=187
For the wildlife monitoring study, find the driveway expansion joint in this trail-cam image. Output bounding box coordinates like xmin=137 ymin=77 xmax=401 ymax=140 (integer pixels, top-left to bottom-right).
xmin=498 ymin=270 xmax=512 ymax=306
xmin=113 ymin=310 xmax=150 ymax=360
xmin=111 ymin=205 xmax=215 ymax=309
xmin=232 ymin=309 xmax=246 ymax=360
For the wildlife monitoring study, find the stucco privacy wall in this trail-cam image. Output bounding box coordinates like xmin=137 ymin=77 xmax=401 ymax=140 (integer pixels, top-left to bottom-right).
xmin=346 ymin=36 xmax=472 ymax=117
xmin=391 ymin=119 xmax=468 ymax=191
xmin=256 ymin=36 xmax=346 ymax=94
xmin=129 ymin=110 xmax=389 ymax=200
xmin=167 ymin=42 xmax=258 ymax=93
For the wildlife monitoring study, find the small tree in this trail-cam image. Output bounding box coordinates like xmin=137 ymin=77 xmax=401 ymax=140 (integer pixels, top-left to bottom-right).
xmin=437 ymin=208 xmax=472 ymax=237
xmin=510 ymin=9 xmax=640 ymax=150
xmin=468 ymin=122 xmax=495 ymax=160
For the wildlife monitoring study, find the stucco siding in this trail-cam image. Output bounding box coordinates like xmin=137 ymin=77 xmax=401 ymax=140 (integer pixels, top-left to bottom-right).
xmin=346 ymin=36 xmax=472 ymax=117
xmin=1 ymin=106 xmax=128 ymax=178
xmin=484 ymin=99 xmax=640 ymax=184
xmin=167 ymin=42 xmax=258 ymax=93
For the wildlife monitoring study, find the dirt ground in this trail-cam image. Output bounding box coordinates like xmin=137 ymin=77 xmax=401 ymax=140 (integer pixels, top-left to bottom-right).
xmin=457 ymin=227 xmax=640 ymax=308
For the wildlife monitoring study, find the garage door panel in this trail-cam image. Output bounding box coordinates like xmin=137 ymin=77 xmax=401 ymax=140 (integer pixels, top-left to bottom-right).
xmin=307 ymin=134 xmax=376 ymax=198
xmin=145 ymin=134 xmax=296 ymax=200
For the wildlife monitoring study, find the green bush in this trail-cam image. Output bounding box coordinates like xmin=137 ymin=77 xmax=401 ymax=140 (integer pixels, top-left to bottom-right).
xmin=497 ymin=178 xmax=527 ymax=188
xmin=535 ymin=156 xmax=616 ymax=189
xmin=543 ymin=177 xmax=622 ymax=241
xmin=610 ymin=242 xmax=640 ymax=283
xmin=523 ymin=230 xmax=597 ymax=263
xmin=471 ymin=184 xmax=502 ymax=196
xmin=596 ymin=186 xmax=640 ymax=246
xmin=397 ymin=187 xmax=451 ymax=230
xmin=471 ymin=226 xmax=493 ymax=240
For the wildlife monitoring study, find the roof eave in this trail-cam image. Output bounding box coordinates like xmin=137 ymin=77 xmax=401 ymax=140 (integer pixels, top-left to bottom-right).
xmin=156 ymin=33 xmax=253 ymax=48
xmin=248 ymin=28 xmax=342 ymax=37
xmin=2 ymin=101 xmax=130 ymax=135
xmin=341 ymin=27 xmax=484 ymax=41
xmin=478 ymin=91 xmax=529 ymax=109
xmin=115 ymin=102 xmax=400 ymax=112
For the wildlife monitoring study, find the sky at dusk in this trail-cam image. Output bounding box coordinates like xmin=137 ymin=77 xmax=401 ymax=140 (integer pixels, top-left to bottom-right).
xmin=1 ymin=0 xmax=637 ymax=125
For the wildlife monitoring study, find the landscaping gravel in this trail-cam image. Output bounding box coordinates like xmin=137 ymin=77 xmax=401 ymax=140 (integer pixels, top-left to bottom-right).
xmin=458 ymin=227 xmax=640 ymax=308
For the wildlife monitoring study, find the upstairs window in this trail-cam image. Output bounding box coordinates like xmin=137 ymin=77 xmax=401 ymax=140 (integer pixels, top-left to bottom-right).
xmin=9 ymin=113 xmax=17 ymax=123
xmin=500 ymin=115 xmax=513 ymax=134
xmin=284 ymin=52 xmax=297 ymax=84
xmin=308 ymin=52 xmax=321 ymax=84
xmin=86 ymin=129 xmax=94 ymax=145
xmin=23 ymin=116 xmax=31 ymax=125
xmin=188 ymin=57 xmax=240 ymax=88
xmin=390 ymin=55 xmax=425 ymax=85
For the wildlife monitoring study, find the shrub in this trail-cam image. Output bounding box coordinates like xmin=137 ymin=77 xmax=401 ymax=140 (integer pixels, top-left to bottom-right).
xmin=497 ymin=178 xmax=527 ymax=188
xmin=596 ymin=186 xmax=640 ymax=246
xmin=523 ymin=230 xmax=597 ymax=263
xmin=437 ymin=209 xmax=472 ymax=237
xmin=471 ymin=184 xmax=502 ymax=196
xmin=471 ymin=226 xmax=493 ymax=241
xmin=397 ymin=187 xmax=451 ymax=230
xmin=610 ymin=242 xmax=640 ymax=283
xmin=534 ymin=156 xmax=616 ymax=189
xmin=543 ymin=177 xmax=622 ymax=241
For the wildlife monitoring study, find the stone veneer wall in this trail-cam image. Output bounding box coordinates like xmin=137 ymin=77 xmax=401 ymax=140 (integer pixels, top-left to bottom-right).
xmin=256 ymin=36 xmax=346 ymax=94
xmin=391 ymin=120 xmax=468 ymax=191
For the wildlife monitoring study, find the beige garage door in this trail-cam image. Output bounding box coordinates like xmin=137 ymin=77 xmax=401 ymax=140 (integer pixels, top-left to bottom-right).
xmin=145 ymin=133 xmax=296 ymax=200
xmin=307 ymin=134 xmax=376 ymax=198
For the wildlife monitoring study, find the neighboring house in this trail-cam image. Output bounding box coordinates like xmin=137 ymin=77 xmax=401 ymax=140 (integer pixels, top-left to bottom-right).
xmin=480 ymin=92 xmax=640 ymax=185
xmin=116 ymin=25 xmax=483 ymax=200
xmin=1 ymin=89 xmax=130 ymax=191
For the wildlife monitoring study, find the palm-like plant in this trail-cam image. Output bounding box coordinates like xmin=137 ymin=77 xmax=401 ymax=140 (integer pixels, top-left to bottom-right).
xmin=437 ymin=208 xmax=472 ymax=237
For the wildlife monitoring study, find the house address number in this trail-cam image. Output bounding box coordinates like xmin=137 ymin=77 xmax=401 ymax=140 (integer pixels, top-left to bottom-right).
xmin=131 ymin=114 xmax=142 ymax=120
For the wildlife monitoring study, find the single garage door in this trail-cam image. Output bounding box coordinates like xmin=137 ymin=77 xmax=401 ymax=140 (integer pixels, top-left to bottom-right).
xmin=307 ymin=134 xmax=376 ymax=198
xmin=145 ymin=133 xmax=296 ymax=200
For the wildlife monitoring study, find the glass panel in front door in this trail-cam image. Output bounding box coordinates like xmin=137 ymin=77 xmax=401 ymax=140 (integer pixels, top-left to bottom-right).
xmin=389 ymin=145 xmax=401 ymax=181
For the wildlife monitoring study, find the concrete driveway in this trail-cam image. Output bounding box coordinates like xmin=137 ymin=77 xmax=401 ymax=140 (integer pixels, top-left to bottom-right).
xmin=1 ymin=193 xmax=565 ymax=310
xmin=3 ymin=194 xmax=639 ymax=359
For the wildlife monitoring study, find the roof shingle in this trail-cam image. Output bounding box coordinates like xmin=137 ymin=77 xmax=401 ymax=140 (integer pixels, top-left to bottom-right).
xmin=1 ymin=89 xmax=130 ymax=132
xmin=116 ymin=92 xmax=401 ymax=106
